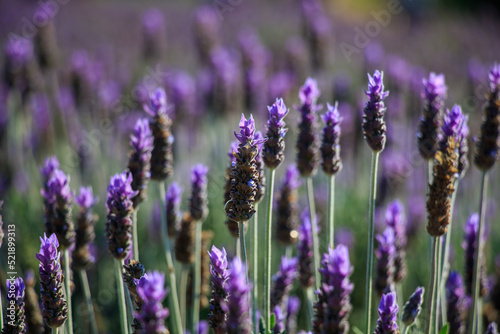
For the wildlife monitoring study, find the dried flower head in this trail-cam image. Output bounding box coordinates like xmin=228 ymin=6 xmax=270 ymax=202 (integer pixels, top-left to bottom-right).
xmin=321 ymin=102 xmax=343 ymax=175
xmin=276 ymin=165 xmax=301 ymax=245
xmin=174 ymin=213 xmax=195 ymax=264
xmin=362 ymin=70 xmax=388 ymax=152
xmin=440 ymin=105 xmax=469 ymax=178
xmin=166 ymin=182 xmax=183 ymax=237
xmin=189 ymin=164 xmax=209 ymax=221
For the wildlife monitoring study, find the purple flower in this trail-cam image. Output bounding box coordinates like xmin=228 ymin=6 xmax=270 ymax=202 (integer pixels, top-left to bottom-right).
xmin=40 ymin=156 xmax=60 ymax=182
xmin=6 ymin=277 xmax=25 ymax=304
xmin=402 ymin=286 xmax=424 ymax=326
xmin=440 ymin=105 xmax=469 ymax=177
xmin=263 ymin=98 xmax=289 ymax=169
xmin=488 ymin=63 xmax=500 ymax=92
xmin=273 ymin=305 xmax=285 ymax=334
xmin=422 ymin=72 xmax=447 ymax=105
xmin=234 ymin=114 xmax=264 ymax=145
xmin=375 ymin=228 xmax=396 ymax=295
xmin=224 ymin=258 xmax=252 ymax=334
xmin=363 ymin=70 xmax=389 ymax=152
xmin=166 ymin=182 xmax=183 ymax=237
xmin=463 ymin=213 xmax=487 ymax=297
xmin=282 ymin=164 xmax=302 ymax=191
xmin=190 ymin=164 xmax=209 ymax=221
xmin=4 ymin=37 xmax=33 ymax=67
xmin=142 ymin=8 xmax=165 ymax=35
xmin=144 ymin=87 xmax=168 ymax=117
xmin=384 ymin=200 xmax=407 ymax=283
xmin=321 ymin=102 xmax=343 ymax=175
xmin=299 ymin=78 xmax=320 ymax=107
xmin=276 ymin=165 xmax=301 ymax=244
xmin=286 ymin=296 xmax=301 ymax=334
xmin=313 ymin=244 xmax=354 ymax=333
xmin=135 ymin=271 xmax=170 ymax=334
xmin=374 ymin=292 xmax=399 ymax=334
xmin=208 ymin=246 xmax=229 ymax=331
xmin=446 ymin=271 xmax=466 ymax=334
xmin=106 ymin=171 xmax=138 ymax=259
xmin=298 ymin=210 xmax=315 ymax=288
xmin=36 ymin=233 xmax=67 ymax=329
xmin=228 ymin=141 xmax=239 ymax=163
xmin=75 ymin=186 xmax=97 ymax=210
xmin=486 ymin=322 xmax=499 ymax=334
xmin=4 ymin=277 xmax=26 ymax=332
xmin=130 ymin=118 xmax=154 ymax=158
xmin=198 ymin=320 xmax=210 ymax=334
xmin=270 ymin=256 xmax=298 ymax=309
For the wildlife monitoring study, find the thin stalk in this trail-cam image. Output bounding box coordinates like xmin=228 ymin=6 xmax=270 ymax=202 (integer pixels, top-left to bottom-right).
xmin=158 ymin=181 xmax=183 ymax=334
xmin=63 ymin=250 xmax=74 ymax=334
xmin=180 ymin=265 xmax=189 ymax=330
xmin=265 ymin=168 xmax=276 ymax=333
xmin=235 ymin=237 xmax=241 ymax=259
xmin=364 ymin=151 xmax=380 ymax=334
xmin=306 ymin=177 xmax=320 ymax=290
xmin=0 ymin=284 xmax=3 ymax=329
xmin=240 ymin=222 xmax=249 ymax=285
xmin=252 ymin=203 xmax=259 ymax=334
xmin=306 ymin=287 xmax=314 ymax=331
xmin=403 ymin=325 xmax=411 ymax=334
xmin=192 ymin=222 xmax=202 ymax=334
xmin=132 ymin=210 xmax=139 ymax=261
xmin=468 ymin=172 xmax=488 ymax=333
xmin=439 ymin=180 xmax=459 ymax=325
xmin=327 ymin=175 xmax=335 ymax=248
xmin=78 ymin=270 xmax=98 ymax=334
xmin=52 ymin=329 xmax=58 ymax=334
xmin=425 ymin=237 xmax=440 ymax=334
xmin=285 ymin=246 xmax=292 ymax=258
xmin=115 ymin=259 xmax=128 ymax=334
xmin=434 ymin=238 xmax=442 ymax=332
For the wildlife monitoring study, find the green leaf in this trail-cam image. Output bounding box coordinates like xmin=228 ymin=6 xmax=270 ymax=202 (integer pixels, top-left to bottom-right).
xmin=439 ymin=324 xmax=449 ymax=334
xmin=259 ymin=318 xmax=266 ymax=334
xmin=270 ymin=314 xmax=276 ymax=330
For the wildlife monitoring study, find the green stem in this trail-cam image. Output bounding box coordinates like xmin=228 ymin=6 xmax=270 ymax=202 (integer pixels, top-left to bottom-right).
xmin=425 ymin=237 xmax=440 ymax=334
xmin=306 ymin=287 xmax=314 ymax=331
xmin=468 ymin=172 xmax=488 ymax=333
xmin=252 ymin=204 xmax=259 ymax=334
xmin=434 ymin=237 xmax=442 ymax=332
xmin=180 ymin=266 xmax=189 ymax=330
xmin=240 ymin=221 xmax=249 ymax=285
xmin=78 ymin=270 xmax=98 ymax=334
xmin=235 ymin=237 xmax=241 ymax=259
xmin=306 ymin=177 xmax=320 ymax=291
xmin=265 ymin=168 xmax=276 ymax=333
xmin=158 ymin=181 xmax=184 ymax=334
xmin=115 ymin=259 xmax=128 ymax=334
xmin=52 ymin=329 xmax=58 ymax=334
xmin=327 ymin=175 xmax=335 ymax=248
xmin=132 ymin=209 xmax=139 ymax=261
xmin=0 ymin=282 xmax=3 ymax=330
xmin=364 ymin=151 xmax=380 ymax=334
xmin=439 ymin=180 xmax=459 ymax=325
xmin=403 ymin=325 xmax=410 ymax=334
xmin=64 ymin=250 xmax=74 ymax=334
xmin=192 ymin=222 xmax=202 ymax=334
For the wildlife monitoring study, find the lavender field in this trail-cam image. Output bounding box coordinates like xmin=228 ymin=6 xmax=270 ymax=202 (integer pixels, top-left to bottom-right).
xmin=0 ymin=0 xmax=499 ymax=333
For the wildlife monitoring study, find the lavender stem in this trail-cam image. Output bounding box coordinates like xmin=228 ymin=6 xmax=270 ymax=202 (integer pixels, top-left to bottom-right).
xmin=132 ymin=210 xmax=139 ymax=260
xmin=469 ymin=172 xmax=488 ymax=333
xmin=180 ymin=265 xmax=189 ymax=330
xmin=364 ymin=151 xmax=380 ymax=333
xmin=78 ymin=270 xmax=98 ymax=334
xmin=52 ymin=329 xmax=58 ymax=334
xmin=265 ymin=168 xmax=276 ymax=333
xmin=236 ymin=237 xmax=241 ymax=259
xmin=239 ymin=222 xmax=249 ymax=286
xmin=158 ymin=181 xmax=183 ymax=334
xmin=192 ymin=222 xmax=202 ymax=334
xmin=252 ymin=203 xmax=259 ymax=334
xmin=0 ymin=283 xmax=3 ymax=329
xmin=327 ymin=175 xmax=335 ymax=248
xmin=64 ymin=250 xmax=74 ymax=334
xmin=115 ymin=259 xmax=129 ymax=334
xmin=435 ymin=236 xmax=442 ymax=332
xmin=425 ymin=237 xmax=439 ymax=334
xmin=306 ymin=177 xmax=320 ymax=290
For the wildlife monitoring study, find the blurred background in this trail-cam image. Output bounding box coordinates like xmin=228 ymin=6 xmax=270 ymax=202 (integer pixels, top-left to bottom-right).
xmin=1 ymin=0 xmax=500 ymax=332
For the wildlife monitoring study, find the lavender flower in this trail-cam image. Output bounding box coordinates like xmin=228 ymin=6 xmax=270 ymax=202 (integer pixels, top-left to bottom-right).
xmin=34 ymin=4 xmax=60 ymax=70
xmin=263 ymin=98 xmax=289 ymax=169
xmin=3 ymin=277 xmax=26 ymax=333
xmin=440 ymin=105 xmax=469 ymax=177
xmin=276 ymin=165 xmax=301 ymax=244
xmin=362 ymin=70 xmax=389 ymax=152
xmin=208 ymin=246 xmax=229 ymax=333
xmin=145 ymin=87 xmax=174 ymax=181
xmin=298 ymin=210 xmax=315 ymax=288
xmin=128 ymin=118 xmax=154 ymax=208
xmin=105 ymin=171 xmax=138 ymax=259
xmin=296 ymin=78 xmax=321 ymax=176
xmin=286 ymin=296 xmax=301 ymax=334
xmin=321 ymin=102 xmax=343 ymax=175
xmin=486 ymin=323 xmax=499 ymax=334
xmin=224 ymin=258 xmax=252 ymax=334
xmin=273 ymin=305 xmax=285 ymax=334
xmin=166 ymin=182 xmax=183 ymax=237
xmin=313 ymin=244 xmax=354 ymax=334
xmin=375 ymin=228 xmax=396 ymax=296
xmin=446 ymin=271 xmax=466 ymax=334
xmin=270 ymin=256 xmax=298 ymax=310
xmin=36 ymin=234 xmax=68 ymax=329
xmin=135 ymin=271 xmax=170 ymax=334
xmin=224 ymin=141 xmax=240 ymax=238
xmin=374 ymin=292 xmax=399 ymax=334
xmin=463 ymin=213 xmax=487 ymax=296
xmin=193 ymin=5 xmax=220 ymax=65
xmin=225 ymin=114 xmax=264 ymax=223
xmin=141 ymin=9 xmax=166 ymax=62
xmin=418 ymin=72 xmax=447 ymax=159
xmin=73 ymin=186 xmax=98 ymax=270
xmin=384 ymin=200 xmax=407 ymax=283
xmin=3 ymin=37 xmax=33 ymax=89
xmin=174 ymin=213 xmax=196 ymax=264
xmin=40 ymin=156 xmax=59 ymax=182
xmin=190 ymin=164 xmax=209 ymax=221
xmin=401 ymin=286 xmax=424 ymax=327
xmin=474 ymin=64 xmax=500 ymax=171
xmin=42 ymin=169 xmax=75 ymax=250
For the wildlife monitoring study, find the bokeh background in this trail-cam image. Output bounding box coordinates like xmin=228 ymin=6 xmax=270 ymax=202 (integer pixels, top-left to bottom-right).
xmin=1 ymin=0 xmax=500 ymax=332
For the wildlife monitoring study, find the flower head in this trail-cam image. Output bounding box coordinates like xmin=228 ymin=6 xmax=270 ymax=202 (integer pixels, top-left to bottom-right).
xmin=208 ymin=246 xmax=229 ymax=331
xmin=271 ymin=256 xmax=298 ymax=309
xmin=75 ymin=186 xmax=97 ymax=210
xmin=263 ymin=98 xmax=288 ymax=169
xmin=299 ymin=78 xmax=320 ymax=106
xmin=463 ymin=213 xmax=487 ymax=296
xmin=402 ymin=286 xmax=424 ymax=326
xmin=446 ymin=271 xmax=466 ymax=334
xmin=488 ymin=63 xmax=500 ymax=92
xmin=374 ymin=292 xmax=399 ymax=334
xmin=375 ymin=228 xmax=396 ymax=295
xmin=135 ymin=271 xmax=170 ymax=334
xmin=144 ymin=87 xmax=168 ymax=117
xmin=6 ymin=277 xmax=25 ymax=305
xmin=40 ymin=156 xmax=60 ymax=181
xmin=363 ymin=70 xmax=388 ymax=152
xmin=422 ymin=72 xmax=447 ymax=104
xmin=298 ymin=210 xmax=315 ymax=288
xmin=234 ymin=114 xmax=264 ymax=145
xmin=224 ymin=258 xmax=252 ymax=334
xmin=190 ymin=164 xmax=209 ymax=221
xmin=321 ymin=102 xmax=343 ymax=175
xmin=486 ymin=322 xmax=499 ymax=334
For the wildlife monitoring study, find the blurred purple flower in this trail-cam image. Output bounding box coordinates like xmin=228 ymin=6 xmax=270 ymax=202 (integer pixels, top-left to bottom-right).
xmin=271 ymin=256 xmax=298 ymax=309
xmin=224 ymin=258 xmax=252 ymax=334
xmin=135 ymin=271 xmax=170 ymax=334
